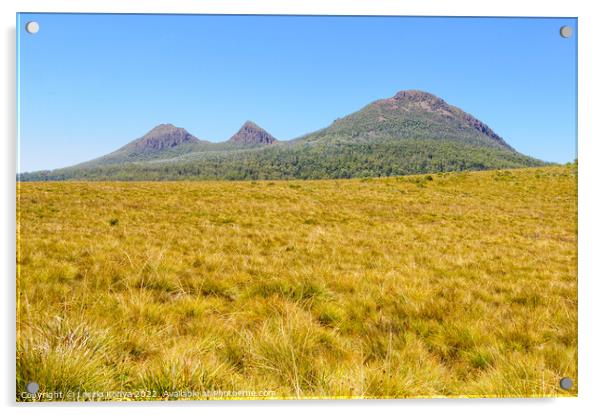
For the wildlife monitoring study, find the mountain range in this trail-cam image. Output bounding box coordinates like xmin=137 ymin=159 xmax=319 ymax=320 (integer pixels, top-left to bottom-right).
xmin=18 ymin=90 xmax=545 ymax=181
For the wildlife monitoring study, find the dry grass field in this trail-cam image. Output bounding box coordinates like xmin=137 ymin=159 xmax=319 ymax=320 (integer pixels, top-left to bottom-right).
xmin=16 ymin=165 xmax=577 ymax=400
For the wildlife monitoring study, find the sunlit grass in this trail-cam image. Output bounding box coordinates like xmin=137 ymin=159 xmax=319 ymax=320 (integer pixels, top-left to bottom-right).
xmin=16 ymin=165 xmax=577 ymax=400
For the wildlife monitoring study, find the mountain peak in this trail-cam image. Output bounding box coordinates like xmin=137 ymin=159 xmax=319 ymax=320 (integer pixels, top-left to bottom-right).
xmin=393 ymin=89 xmax=439 ymax=101
xmin=128 ymin=124 xmax=201 ymax=152
xmin=381 ymin=90 xmax=508 ymax=147
xmin=242 ymin=120 xmax=260 ymax=129
xmin=389 ymin=89 xmax=449 ymax=110
xmin=147 ymin=123 xmax=179 ymax=133
xmin=228 ymin=121 xmax=277 ymax=145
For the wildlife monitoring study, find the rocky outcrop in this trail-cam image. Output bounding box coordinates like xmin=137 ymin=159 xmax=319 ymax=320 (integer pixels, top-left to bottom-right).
xmin=227 ymin=121 xmax=277 ymax=145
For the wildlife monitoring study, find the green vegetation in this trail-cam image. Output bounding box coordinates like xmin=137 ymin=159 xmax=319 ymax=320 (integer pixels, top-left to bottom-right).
xmin=18 ymin=139 xmax=544 ymax=181
xmin=17 ymin=165 xmax=577 ymax=400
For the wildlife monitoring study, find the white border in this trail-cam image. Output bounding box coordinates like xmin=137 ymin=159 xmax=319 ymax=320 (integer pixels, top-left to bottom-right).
xmin=2 ymin=1 xmax=601 ymax=414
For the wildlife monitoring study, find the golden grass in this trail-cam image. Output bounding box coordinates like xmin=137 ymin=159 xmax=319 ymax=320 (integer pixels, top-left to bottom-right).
xmin=16 ymin=165 xmax=577 ymax=400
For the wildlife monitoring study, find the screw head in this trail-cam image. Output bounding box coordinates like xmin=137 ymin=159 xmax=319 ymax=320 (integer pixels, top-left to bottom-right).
xmin=25 ymin=21 xmax=39 ymax=34
xmin=26 ymin=382 xmax=39 ymax=394
xmin=559 ymin=25 xmax=573 ymax=38
xmin=559 ymin=377 xmax=573 ymax=390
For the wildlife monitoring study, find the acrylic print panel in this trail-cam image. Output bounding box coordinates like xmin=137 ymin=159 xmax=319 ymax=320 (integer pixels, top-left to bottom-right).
xmin=16 ymin=13 xmax=577 ymax=401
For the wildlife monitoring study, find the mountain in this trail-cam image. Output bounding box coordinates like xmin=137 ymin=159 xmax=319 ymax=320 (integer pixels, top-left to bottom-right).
xmin=123 ymin=123 xmax=202 ymax=152
xmin=227 ymin=121 xmax=277 ymax=145
xmin=74 ymin=123 xmax=208 ymax=167
xmin=18 ymin=90 xmax=546 ymax=181
xmin=71 ymin=121 xmax=277 ymax=169
xmin=298 ymin=90 xmax=511 ymax=150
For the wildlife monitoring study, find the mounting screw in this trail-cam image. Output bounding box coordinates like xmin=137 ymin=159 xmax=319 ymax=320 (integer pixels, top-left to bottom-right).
xmin=559 ymin=377 xmax=573 ymax=390
xmin=559 ymin=26 xmax=572 ymax=38
xmin=26 ymin=382 xmax=39 ymax=394
xmin=25 ymin=21 xmax=40 ymax=34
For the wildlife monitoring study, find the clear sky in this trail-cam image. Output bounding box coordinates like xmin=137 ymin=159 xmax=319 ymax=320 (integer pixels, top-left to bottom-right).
xmin=17 ymin=14 xmax=577 ymax=172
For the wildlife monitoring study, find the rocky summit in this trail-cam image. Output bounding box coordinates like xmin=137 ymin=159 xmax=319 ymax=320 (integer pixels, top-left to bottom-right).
xmin=128 ymin=123 xmax=202 ymax=152
xmin=227 ymin=121 xmax=278 ymax=145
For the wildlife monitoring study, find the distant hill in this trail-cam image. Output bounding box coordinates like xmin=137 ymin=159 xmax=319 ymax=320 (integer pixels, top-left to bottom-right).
xmin=73 ymin=124 xmax=209 ymax=167
xmin=227 ymin=121 xmax=277 ymax=145
xmin=18 ymin=90 xmax=546 ymax=181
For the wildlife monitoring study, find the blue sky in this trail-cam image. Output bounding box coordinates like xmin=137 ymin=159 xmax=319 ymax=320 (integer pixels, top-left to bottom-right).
xmin=17 ymin=14 xmax=577 ymax=172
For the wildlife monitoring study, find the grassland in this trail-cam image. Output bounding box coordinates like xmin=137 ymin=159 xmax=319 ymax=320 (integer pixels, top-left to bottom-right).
xmin=16 ymin=165 xmax=577 ymax=400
